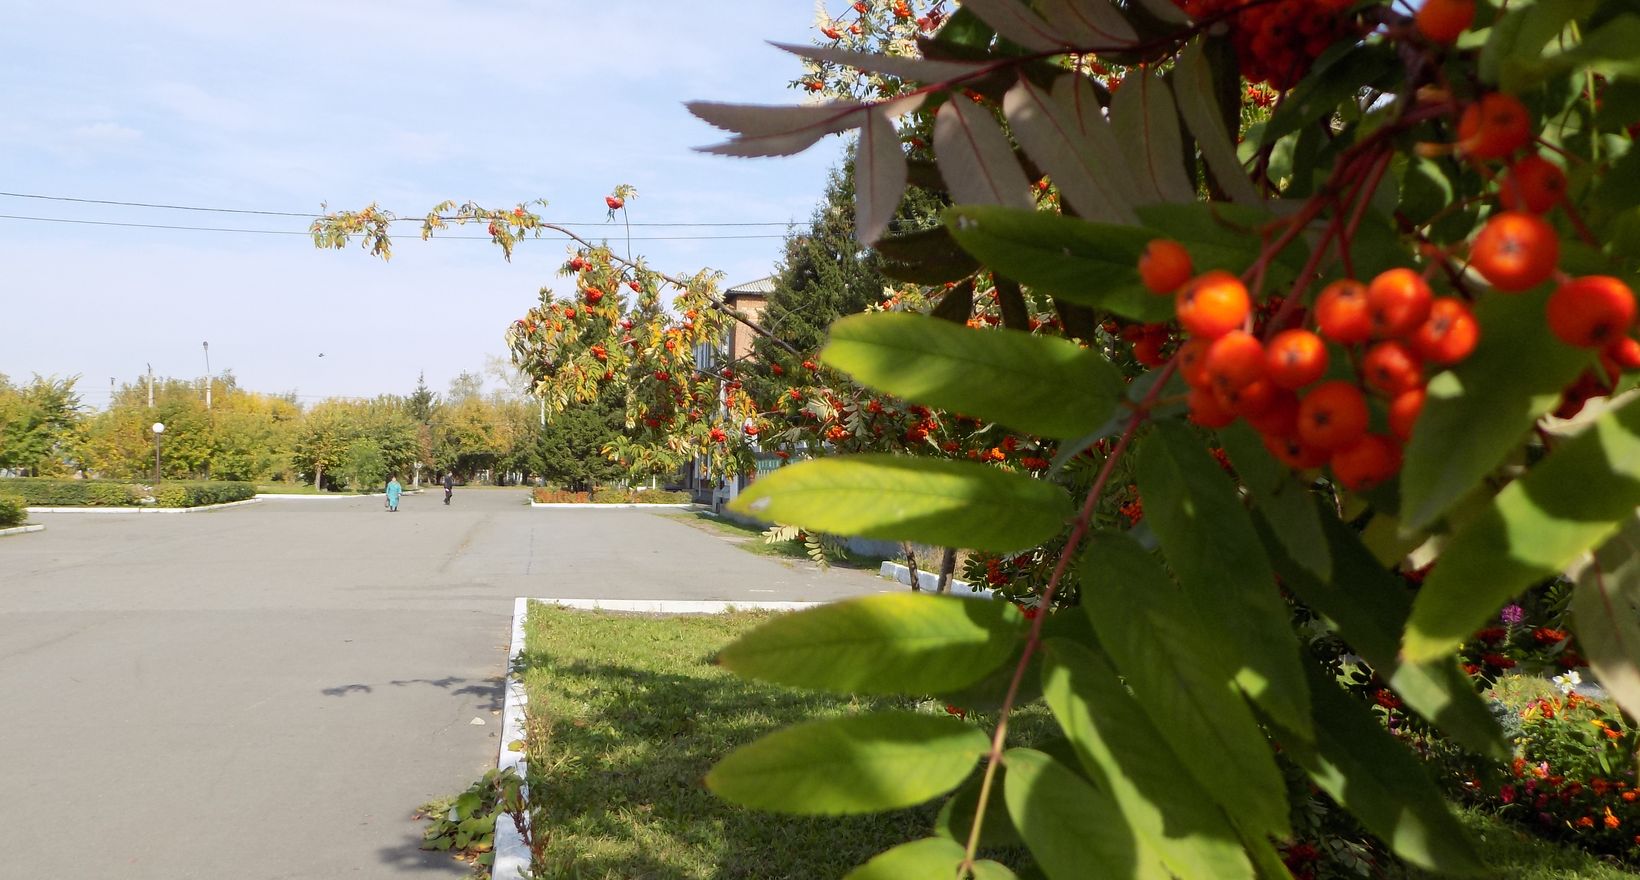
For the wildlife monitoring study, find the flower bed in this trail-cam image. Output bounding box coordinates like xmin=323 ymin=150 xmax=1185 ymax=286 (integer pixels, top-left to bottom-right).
xmin=531 ymin=487 xmax=691 ymax=505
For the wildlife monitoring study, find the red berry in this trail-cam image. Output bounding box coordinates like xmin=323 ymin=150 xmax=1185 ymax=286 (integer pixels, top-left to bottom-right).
xmin=1471 ymin=212 xmax=1560 ymax=292
xmin=1458 ymin=93 xmax=1532 ymax=161
xmin=1389 ymin=388 xmax=1426 ymax=441
xmin=1315 ymin=279 xmax=1372 ymax=345
xmin=1203 ymin=331 xmax=1266 ymax=393
xmin=1264 ymin=432 xmax=1329 ymax=470
xmin=1266 ymin=329 xmax=1328 ymax=390
xmin=1298 ymin=381 xmax=1370 ymax=451
xmin=1547 ymin=276 xmax=1637 ymax=348
xmin=1139 ymin=239 xmax=1194 ymax=295
xmin=606 ymin=196 xmax=625 ymax=210
xmin=1331 ymin=434 xmax=1402 ymax=491
xmin=1177 ymin=337 xmax=1213 ymax=388
xmin=1246 ymin=388 xmax=1300 ymax=437
xmin=1188 ymin=385 xmax=1237 ymax=428
xmin=1176 ymin=271 xmax=1250 ymax=339
xmin=1366 ymin=269 xmax=1434 ymax=339
xmin=1410 ymin=298 xmax=1480 ymax=365
xmin=1219 ymin=378 xmax=1281 ymax=420
xmin=1499 ymin=155 xmax=1567 ymax=214
xmin=1608 ymin=337 xmax=1640 ymax=371
xmin=1415 ymin=0 xmax=1475 ymax=44
xmin=1362 ymin=340 xmax=1425 ymax=395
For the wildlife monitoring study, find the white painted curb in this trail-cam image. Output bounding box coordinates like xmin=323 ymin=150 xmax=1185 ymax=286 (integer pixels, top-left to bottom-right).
xmin=528 ymin=502 xmax=698 ymax=510
xmin=26 ymin=498 xmax=262 ymax=515
xmin=879 ymin=561 xmax=995 ymax=600
xmin=491 ymin=595 xmax=828 ymax=878
xmin=0 ymin=524 xmax=43 ymax=537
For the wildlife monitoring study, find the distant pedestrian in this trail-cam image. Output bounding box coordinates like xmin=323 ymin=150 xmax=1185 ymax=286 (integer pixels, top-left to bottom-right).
xmin=443 ymin=472 xmax=454 ymax=506
xmin=386 ymin=475 xmax=403 ymax=512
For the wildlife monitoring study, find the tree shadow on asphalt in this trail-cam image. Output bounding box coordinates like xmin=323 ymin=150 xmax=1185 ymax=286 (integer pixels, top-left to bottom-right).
xmin=319 ymin=676 xmax=503 ymax=713
xmin=375 ymin=829 xmax=480 ymax=876
xmin=513 ymin=652 xmax=1014 ymax=880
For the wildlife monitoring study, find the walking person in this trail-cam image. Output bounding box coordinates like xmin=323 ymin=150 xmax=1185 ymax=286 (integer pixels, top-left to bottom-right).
xmin=386 ymin=474 xmax=403 ymax=512
xmin=443 ymin=472 xmax=454 ymax=506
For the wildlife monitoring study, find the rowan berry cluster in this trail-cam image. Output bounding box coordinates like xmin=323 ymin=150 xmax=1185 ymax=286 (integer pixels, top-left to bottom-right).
xmin=1171 ymin=0 xmax=1361 ymax=89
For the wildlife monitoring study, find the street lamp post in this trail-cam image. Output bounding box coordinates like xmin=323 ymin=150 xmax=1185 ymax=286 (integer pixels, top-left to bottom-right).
xmin=151 ymin=422 xmax=166 ymax=484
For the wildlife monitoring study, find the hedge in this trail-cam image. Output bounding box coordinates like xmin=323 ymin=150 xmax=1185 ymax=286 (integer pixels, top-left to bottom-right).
xmin=0 ymin=479 xmax=142 ymax=506
xmin=532 ymin=487 xmax=693 ymax=504
xmin=0 ymin=494 xmax=25 ymax=527
xmin=0 ymin=479 xmax=256 ymax=508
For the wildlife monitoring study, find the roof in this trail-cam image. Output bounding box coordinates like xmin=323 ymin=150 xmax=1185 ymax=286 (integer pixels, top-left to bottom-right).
xmin=726 ymin=276 xmax=777 ymax=296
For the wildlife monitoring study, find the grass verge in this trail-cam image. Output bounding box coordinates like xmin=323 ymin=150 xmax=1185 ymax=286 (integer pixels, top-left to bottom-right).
xmin=664 ymin=511 xmax=889 ymax=570
xmin=1410 ymin=807 xmax=1640 ymax=879
xmin=518 ymin=603 xmax=971 ymax=878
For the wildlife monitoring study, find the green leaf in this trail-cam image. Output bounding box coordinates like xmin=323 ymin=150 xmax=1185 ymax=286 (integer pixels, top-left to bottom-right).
xmin=730 ymin=454 xmax=1072 ymax=553
xmin=823 ymin=312 xmax=1124 ymax=440
xmin=1133 ymin=202 xmax=1306 ymax=298
xmin=945 ymin=206 xmax=1172 ymax=323
xmin=1399 ymin=286 xmax=1593 ymax=532
xmin=841 ymin=838 xmax=964 ymax=880
xmin=1041 ymin=639 xmax=1257 ymax=880
xmin=1003 ymin=748 xmax=1169 ymax=880
xmin=1079 ymin=531 xmax=1291 ymax=838
xmin=1497 ymin=10 xmax=1640 ymax=92
xmin=936 ymin=773 xmax=1022 ymax=850
xmin=1405 ymin=395 xmax=1640 ymax=662
xmin=1573 ymin=515 xmax=1640 ymax=726
xmin=1268 ymin=665 xmax=1486 ymax=876
xmin=1254 ymin=505 xmax=1506 ymax=759
xmin=971 ymin=862 xmax=1017 ymax=880
xmin=716 ymin=592 xmax=1022 ymax=695
xmin=707 ymin=711 xmax=987 ymax=815
xmin=876 ymin=225 xmax=982 ymax=285
xmin=1136 ymin=422 xmax=1311 ymax=740
xmin=1003 ymin=73 xmax=1141 ymax=225
xmin=1261 ymin=42 xmax=1398 ymax=146
xmin=1219 ymin=421 xmax=1330 ymax=581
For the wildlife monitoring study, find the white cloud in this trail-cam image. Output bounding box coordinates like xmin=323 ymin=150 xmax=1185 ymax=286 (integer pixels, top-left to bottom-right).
xmin=71 ymin=121 xmax=143 ymax=142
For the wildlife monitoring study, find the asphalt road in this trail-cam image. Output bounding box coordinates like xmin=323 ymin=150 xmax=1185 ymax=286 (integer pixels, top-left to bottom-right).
xmin=0 ymin=489 xmax=887 ymax=879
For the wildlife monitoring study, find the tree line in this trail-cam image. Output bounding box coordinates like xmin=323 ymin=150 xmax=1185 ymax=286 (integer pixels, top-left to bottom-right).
xmin=0 ymin=369 xmax=628 ymax=491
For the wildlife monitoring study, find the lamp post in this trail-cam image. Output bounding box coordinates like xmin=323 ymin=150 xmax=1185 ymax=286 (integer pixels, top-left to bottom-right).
xmin=151 ymin=422 xmax=165 ymax=484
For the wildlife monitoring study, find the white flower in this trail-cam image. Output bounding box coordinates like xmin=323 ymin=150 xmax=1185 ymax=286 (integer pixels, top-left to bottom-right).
xmin=1552 ymin=670 xmax=1582 ymax=694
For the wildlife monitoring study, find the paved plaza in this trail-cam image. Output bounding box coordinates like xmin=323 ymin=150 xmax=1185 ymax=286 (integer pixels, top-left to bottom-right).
xmin=0 ymin=489 xmax=887 ymax=879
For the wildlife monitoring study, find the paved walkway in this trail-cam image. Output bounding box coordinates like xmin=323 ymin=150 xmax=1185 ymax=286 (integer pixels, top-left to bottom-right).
xmin=0 ymin=489 xmax=888 ymax=879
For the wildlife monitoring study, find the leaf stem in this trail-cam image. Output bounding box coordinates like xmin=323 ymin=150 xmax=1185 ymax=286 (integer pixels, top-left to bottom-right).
xmin=959 ymin=360 xmax=1176 ymax=872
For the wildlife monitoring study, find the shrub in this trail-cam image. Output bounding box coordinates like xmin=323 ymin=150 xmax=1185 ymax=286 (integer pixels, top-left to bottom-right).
xmin=533 ymin=488 xmax=590 ymax=504
xmin=533 ymin=487 xmax=689 ymax=504
xmin=0 ymin=494 xmax=25 ymax=527
xmin=154 ymin=481 xmax=257 ymax=508
xmin=0 ymin=479 xmax=141 ymax=506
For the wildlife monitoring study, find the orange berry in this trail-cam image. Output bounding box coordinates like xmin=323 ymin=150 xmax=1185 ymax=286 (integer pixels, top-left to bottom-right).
xmin=1298 ymin=381 xmax=1370 ymax=451
xmin=1204 ymin=331 xmax=1266 ymax=393
xmin=1263 ymin=432 xmax=1329 ymax=470
xmin=1415 ymin=0 xmax=1475 ymax=43
xmin=1389 ymin=388 xmax=1426 ymax=441
xmin=1410 ymin=298 xmax=1480 ymax=365
xmin=1547 ymin=276 xmax=1637 ymax=348
xmin=1188 ymin=385 xmax=1237 ymax=428
xmin=1176 ymin=271 xmax=1251 ymax=339
xmin=1266 ymin=329 xmax=1329 ymax=389
xmin=1458 ymin=93 xmax=1532 ymax=161
xmin=1139 ymin=239 xmax=1194 ymax=295
xmin=1608 ymin=337 xmax=1640 ymax=371
xmin=1219 ymin=378 xmax=1280 ymax=419
xmin=1362 ymin=340 xmax=1425 ymax=395
xmin=1315 ymin=279 xmax=1372 ymax=344
xmin=1366 ymin=269 xmax=1434 ymax=339
xmin=1499 ymin=155 xmax=1567 ymax=214
xmin=1331 ymin=434 xmax=1402 ymax=492
xmin=1177 ymin=337 xmax=1213 ymax=388
xmin=1471 ymin=211 xmax=1560 ymax=292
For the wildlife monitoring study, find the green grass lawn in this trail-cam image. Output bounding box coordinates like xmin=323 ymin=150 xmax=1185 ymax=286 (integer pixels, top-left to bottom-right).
xmin=1411 ymin=808 xmax=1640 ymax=879
xmin=518 ymin=602 xmax=1016 ymax=879
xmin=664 ymin=511 xmax=890 ymax=570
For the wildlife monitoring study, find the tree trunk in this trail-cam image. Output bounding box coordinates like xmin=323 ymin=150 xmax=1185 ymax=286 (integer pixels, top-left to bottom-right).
xmin=314 ymin=463 xmax=324 ymax=493
xmin=935 ymin=547 xmax=957 ymax=594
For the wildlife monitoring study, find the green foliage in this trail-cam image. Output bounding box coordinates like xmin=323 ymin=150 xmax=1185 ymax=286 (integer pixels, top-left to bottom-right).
xmin=341 ymin=439 xmax=387 ymax=491
xmin=416 ymin=767 xmax=522 ymax=868
xmin=0 ymin=478 xmax=141 ymax=506
xmin=532 ymin=388 xmax=627 ymax=491
xmin=0 ymin=374 xmax=84 ymax=476
xmin=0 ymin=494 xmax=26 ymax=527
xmin=152 ymin=481 xmax=256 ymax=508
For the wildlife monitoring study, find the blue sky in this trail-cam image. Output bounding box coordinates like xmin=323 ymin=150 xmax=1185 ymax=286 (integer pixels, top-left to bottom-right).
xmin=0 ymin=2 xmax=842 ymax=405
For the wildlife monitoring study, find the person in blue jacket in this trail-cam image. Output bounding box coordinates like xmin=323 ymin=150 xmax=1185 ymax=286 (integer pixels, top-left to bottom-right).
xmin=386 ymin=475 xmax=403 ymax=512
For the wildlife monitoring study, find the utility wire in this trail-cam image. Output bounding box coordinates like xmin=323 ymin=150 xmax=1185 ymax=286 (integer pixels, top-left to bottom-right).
xmin=0 ymin=191 xmax=800 ymax=228
xmin=0 ymin=213 xmax=787 ymax=241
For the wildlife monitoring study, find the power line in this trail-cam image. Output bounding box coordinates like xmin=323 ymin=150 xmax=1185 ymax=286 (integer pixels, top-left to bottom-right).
xmin=0 ymin=213 xmax=788 ymax=241
xmin=0 ymin=191 xmax=800 ymax=228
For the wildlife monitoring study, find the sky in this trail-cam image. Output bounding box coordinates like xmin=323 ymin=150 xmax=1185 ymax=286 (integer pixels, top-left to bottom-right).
xmin=0 ymin=1 xmax=844 ymax=407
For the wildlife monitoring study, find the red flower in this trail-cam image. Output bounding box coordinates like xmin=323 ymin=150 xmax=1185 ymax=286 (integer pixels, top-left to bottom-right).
xmin=1500 ymin=784 xmax=1517 ymax=804
xmin=1373 ymin=689 xmax=1403 ymax=710
xmin=1481 ymin=653 xmax=1517 ymax=669
xmin=1475 ymin=627 xmax=1508 ymax=644
xmin=1577 ymin=816 xmax=1596 ymax=829
xmin=1533 ymin=627 xmax=1569 ymax=644
xmin=944 ymin=703 xmax=966 ymax=719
